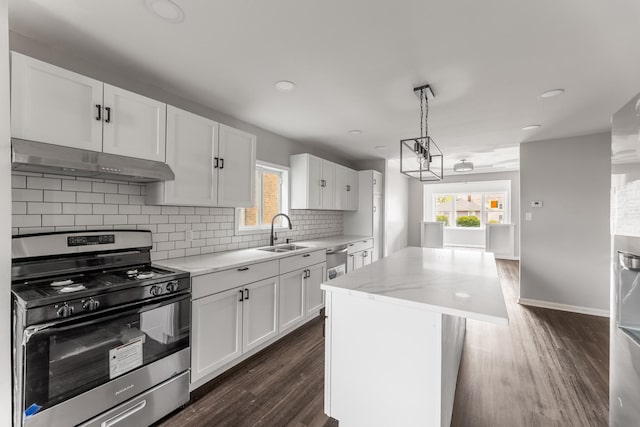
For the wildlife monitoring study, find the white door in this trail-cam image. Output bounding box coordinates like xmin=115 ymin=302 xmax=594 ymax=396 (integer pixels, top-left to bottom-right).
xmin=279 ymin=269 xmax=306 ymax=333
xmin=191 ymin=288 xmax=243 ymax=383
xmin=347 ymin=253 xmax=356 ymax=273
xmin=11 ymin=52 xmax=103 ymax=152
xmin=242 ymin=277 xmax=279 ymax=352
xmin=102 ymin=84 xmax=166 ymax=162
xmin=217 ymin=124 xmax=256 ymax=207
xmin=362 ymin=250 xmax=372 ymax=267
xmin=373 ymin=171 xmax=383 ymax=195
xmin=373 ymin=194 xmax=383 ymax=261
xmin=322 ymin=160 xmax=336 ymax=210
xmin=346 ymin=169 xmax=359 ymax=211
xmin=334 ymin=165 xmax=348 ymax=210
xmin=353 ymin=251 xmax=364 ymax=271
xmin=308 ymin=155 xmax=323 ymax=210
xmin=164 ymin=106 xmax=218 ymax=206
xmin=305 ymin=263 xmax=326 ymax=318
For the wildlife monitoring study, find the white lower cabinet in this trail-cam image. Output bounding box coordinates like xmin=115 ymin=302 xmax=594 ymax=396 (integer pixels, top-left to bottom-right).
xmin=279 ymin=269 xmax=306 ymax=333
xmin=191 ymin=287 xmax=243 ymax=383
xmin=305 ymin=263 xmax=326 ymax=317
xmin=191 ymin=276 xmax=278 ymax=385
xmin=347 ymin=249 xmax=373 ymax=272
xmin=242 ymin=277 xmax=279 ymax=352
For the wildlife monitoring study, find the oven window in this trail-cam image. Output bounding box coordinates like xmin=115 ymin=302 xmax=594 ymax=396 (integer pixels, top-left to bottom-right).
xmin=23 ymin=297 xmax=190 ymax=414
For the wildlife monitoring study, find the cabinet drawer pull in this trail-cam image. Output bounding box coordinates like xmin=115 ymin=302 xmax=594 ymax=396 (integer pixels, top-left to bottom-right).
xmin=95 ymin=104 xmax=102 ymax=121
xmin=346 ymin=185 xmax=351 ymax=191
xmin=244 ymin=289 xmax=250 ymax=300
xmin=220 ymin=158 xmax=224 ymax=169
xmin=237 ymin=267 xmax=249 ymax=271
xmin=239 ymin=289 xmax=244 ymax=302
xmin=105 ymin=106 xmax=111 ymax=123
xmin=214 ymin=157 xmax=219 ymax=168
xmin=302 ymin=254 xmax=311 ymax=258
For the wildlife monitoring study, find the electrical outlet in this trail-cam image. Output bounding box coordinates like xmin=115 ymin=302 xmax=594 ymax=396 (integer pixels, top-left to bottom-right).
xmin=525 ymin=212 xmax=533 ymax=221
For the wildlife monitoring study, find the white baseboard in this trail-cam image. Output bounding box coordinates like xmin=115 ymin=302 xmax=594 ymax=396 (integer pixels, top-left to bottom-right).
xmin=517 ymin=297 xmax=609 ymax=318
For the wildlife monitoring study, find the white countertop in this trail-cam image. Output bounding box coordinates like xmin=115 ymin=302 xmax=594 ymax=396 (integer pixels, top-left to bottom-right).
xmin=155 ymin=234 xmax=371 ymax=276
xmin=321 ymin=246 xmax=509 ymax=325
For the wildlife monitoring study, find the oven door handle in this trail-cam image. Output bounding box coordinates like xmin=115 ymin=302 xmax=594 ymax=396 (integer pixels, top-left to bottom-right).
xmin=23 ymin=293 xmax=189 ymax=343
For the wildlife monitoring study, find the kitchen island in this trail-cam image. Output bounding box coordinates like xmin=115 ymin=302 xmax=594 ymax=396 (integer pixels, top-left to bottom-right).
xmin=321 ymin=247 xmax=508 ymax=427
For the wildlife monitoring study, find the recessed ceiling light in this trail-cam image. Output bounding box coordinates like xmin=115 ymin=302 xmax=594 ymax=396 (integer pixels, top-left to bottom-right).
xmin=522 ymin=124 xmax=541 ymax=130
xmin=539 ymin=89 xmax=565 ymax=99
xmin=348 ymin=130 xmax=362 ymax=135
xmin=275 ymin=80 xmax=297 ymax=92
xmin=374 ymin=145 xmax=386 ymax=150
xmin=145 ymin=0 xmax=185 ymax=23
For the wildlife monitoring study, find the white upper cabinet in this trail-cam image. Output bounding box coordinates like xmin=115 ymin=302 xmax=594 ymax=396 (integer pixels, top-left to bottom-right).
xmin=291 ymin=153 xmax=356 ymax=211
xmin=321 ymin=160 xmax=335 ymax=210
xmin=217 ymin=124 xmax=256 ymax=208
xmin=150 ymin=106 xmax=218 ymax=206
xmin=373 ymin=170 xmax=383 ymax=195
xmin=11 ymin=52 xmax=103 ymax=152
xmin=346 ymin=168 xmax=359 ymax=211
xmin=146 ymin=110 xmax=257 ymax=207
xmin=102 ymin=84 xmax=166 ymax=162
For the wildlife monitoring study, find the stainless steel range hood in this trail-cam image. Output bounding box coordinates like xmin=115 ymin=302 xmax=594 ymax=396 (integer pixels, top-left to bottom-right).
xmin=11 ymin=139 xmax=175 ymax=182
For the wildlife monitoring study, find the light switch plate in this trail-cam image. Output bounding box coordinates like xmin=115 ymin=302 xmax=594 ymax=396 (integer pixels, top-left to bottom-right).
xmin=531 ymin=200 xmax=543 ymax=208
xmin=525 ymin=212 xmax=533 ymax=221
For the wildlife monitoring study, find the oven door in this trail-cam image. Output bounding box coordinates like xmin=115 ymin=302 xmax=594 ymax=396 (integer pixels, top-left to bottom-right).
xmin=19 ymin=293 xmax=190 ymax=426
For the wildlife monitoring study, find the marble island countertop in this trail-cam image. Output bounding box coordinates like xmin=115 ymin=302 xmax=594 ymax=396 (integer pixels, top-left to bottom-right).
xmin=321 ymin=246 xmax=509 ymax=325
xmin=155 ymin=234 xmax=371 ymax=276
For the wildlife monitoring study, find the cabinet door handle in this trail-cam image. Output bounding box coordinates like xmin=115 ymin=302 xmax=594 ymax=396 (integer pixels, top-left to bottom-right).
xmin=214 ymin=157 xmax=219 ymax=169
xmin=237 ymin=267 xmax=249 ymax=271
xmin=321 ymin=179 xmax=326 ymax=187
xmin=220 ymin=158 xmax=224 ymax=169
xmin=373 ymin=178 xmax=377 ymax=185
xmin=363 ymin=251 xmax=368 ymax=257
xmin=346 ymin=185 xmax=351 ymax=192
xmin=373 ymin=206 xmax=377 ymax=212
xmin=95 ymin=104 xmax=102 ymax=121
xmin=239 ymin=289 xmax=244 ymax=302
xmin=244 ymin=289 xmax=250 ymax=300
xmin=304 ymin=269 xmax=310 ymax=279
xmin=105 ymin=106 xmax=111 ymax=123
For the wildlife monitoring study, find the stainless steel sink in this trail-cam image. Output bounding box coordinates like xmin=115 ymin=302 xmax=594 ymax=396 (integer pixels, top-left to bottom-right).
xmin=258 ymin=244 xmax=308 ymax=253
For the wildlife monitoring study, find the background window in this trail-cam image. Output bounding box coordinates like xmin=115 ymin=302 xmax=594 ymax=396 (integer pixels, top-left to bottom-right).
xmin=433 ymin=191 xmax=507 ymax=228
xmin=237 ymin=163 xmax=289 ymax=231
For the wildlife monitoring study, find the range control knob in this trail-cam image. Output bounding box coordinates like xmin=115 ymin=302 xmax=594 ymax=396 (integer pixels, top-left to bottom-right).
xmin=165 ymin=281 xmax=178 ymax=293
xmin=56 ymin=303 xmax=74 ymax=318
xmin=82 ymin=298 xmax=100 ymax=312
xmin=150 ymin=285 xmax=163 ymax=296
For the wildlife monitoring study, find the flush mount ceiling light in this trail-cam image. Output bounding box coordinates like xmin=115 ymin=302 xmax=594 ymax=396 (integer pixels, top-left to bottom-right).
xmin=539 ymin=88 xmax=565 ymax=98
xmin=400 ymin=84 xmax=443 ymax=182
xmin=145 ymin=0 xmax=185 ymax=23
xmin=453 ymin=159 xmax=474 ymax=173
xmin=275 ymin=80 xmax=297 ymax=92
xmin=348 ymin=129 xmax=362 ymax=135
xmin=522 ymin=124 xmax=541 ymax=130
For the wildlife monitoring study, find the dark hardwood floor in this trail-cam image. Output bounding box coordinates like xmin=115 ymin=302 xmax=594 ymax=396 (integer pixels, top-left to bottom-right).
xmin=159 ymin=260 xmax=609 ymax=427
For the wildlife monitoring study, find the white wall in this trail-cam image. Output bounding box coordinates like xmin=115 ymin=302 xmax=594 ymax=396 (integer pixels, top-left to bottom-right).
xmin=0 ymin=0 xmax=12 ymax=423
xmin=520 ymin=133 xmax=611 ymax=315
xmin=9 ymin=32 xmax=355 ymax=169
xmin=408 ymin=170 xmax=520 ymax=257
xmin=384 ymin=159 xmax=409 ymax=256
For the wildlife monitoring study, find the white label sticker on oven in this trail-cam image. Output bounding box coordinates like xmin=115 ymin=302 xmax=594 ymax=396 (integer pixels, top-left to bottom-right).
xmin=109 ymin=338 xmax=143 ymax=379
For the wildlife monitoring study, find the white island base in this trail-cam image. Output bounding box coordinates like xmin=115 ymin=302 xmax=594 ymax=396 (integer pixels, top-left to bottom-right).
xmin=322 ymin=247 xmax=508 ymax=427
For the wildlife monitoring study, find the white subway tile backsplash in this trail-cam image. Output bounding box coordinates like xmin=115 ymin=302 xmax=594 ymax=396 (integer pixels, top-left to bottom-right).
xmin=27 ymin=176 xmax=61 ymax=190
xmin=43 ymin=191 xmax=76 ymax=203
xmin=12 ymin=173 xmax=343 ymax=259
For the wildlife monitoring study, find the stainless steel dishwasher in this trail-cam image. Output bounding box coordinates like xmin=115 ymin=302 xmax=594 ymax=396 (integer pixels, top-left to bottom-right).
xmin=326 ymin=244 xmax=349 ymax=280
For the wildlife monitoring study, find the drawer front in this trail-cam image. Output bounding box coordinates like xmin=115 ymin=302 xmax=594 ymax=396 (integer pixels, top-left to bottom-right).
xmin=279 ymin=250 xmax=326 ymax=274
xmin=348 ymin=238 xmax=373 ymax=254
xmin=192 ymin=260 xmax=279 ymax=299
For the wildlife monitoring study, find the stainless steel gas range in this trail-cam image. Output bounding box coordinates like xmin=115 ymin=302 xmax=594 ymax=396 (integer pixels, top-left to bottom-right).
xmin=11 ymin=230 xmax=191 ymax=427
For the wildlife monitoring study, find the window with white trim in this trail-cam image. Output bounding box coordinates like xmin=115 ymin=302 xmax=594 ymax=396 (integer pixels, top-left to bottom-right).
xmin=236 ymin=162 xmax=289 ymax=232
xmin=434 ymin=192 xmax=506 ymax=228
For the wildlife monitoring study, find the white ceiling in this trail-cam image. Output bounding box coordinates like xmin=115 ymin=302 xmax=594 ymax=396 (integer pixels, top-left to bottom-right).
xmin=9 ymin=0 xmax=640 ymax=172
